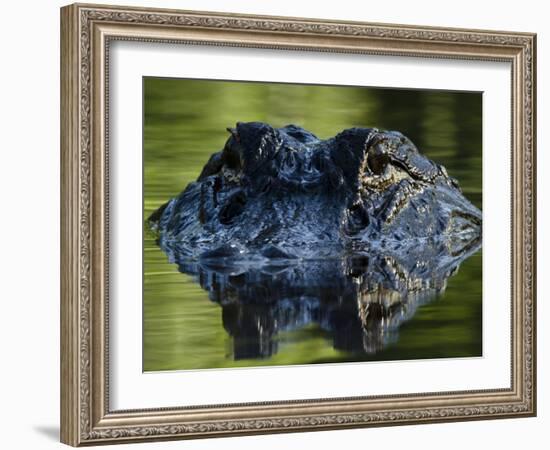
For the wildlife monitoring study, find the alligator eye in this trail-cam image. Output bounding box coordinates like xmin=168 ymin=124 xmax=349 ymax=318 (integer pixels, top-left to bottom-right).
xmin=367 ymin=146 xmax=390 ymax=175
xmin=222 ymin=135 xmax=242 ymax=170
xmin=226 ymin=127 xmax=240 ymax=142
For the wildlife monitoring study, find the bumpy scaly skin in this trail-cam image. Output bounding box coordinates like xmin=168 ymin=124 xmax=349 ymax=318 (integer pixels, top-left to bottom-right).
xmin=149 ymin=122 xmax=481 ymax=260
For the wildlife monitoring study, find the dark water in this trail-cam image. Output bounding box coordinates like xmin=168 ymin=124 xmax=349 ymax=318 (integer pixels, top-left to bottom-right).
xmin=143 ymin=77 xmax=482 ymax=371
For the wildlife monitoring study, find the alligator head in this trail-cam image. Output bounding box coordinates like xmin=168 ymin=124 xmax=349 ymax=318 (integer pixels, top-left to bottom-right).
xmin=149 ymin=122 xmax=481 ymax=260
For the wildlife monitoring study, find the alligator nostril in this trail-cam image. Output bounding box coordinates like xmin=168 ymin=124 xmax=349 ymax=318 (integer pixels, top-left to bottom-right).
xmin=212 ymin=176 xmax=222 ymax=207
xmin=346 ymin=201 xmax=370 ymax=234
xmin=219 ymin=190 xmax=247 ymax=225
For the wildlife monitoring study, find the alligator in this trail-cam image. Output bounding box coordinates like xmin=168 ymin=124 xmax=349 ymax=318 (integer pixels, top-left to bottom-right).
xmin=149 ymin=121 xmax=481 ymax=261
xmin=148 ymin=122 xmax=482 ymax=359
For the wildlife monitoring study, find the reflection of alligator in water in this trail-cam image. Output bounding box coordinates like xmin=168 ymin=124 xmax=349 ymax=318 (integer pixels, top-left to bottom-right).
xmin=149 ymin=122 xmax=482 ymax=359
xmin=166 ymin=238 xmax=480 ymax=359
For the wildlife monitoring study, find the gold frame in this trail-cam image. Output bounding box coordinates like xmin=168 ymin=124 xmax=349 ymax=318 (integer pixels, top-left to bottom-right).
xmin=60 ymin=2 xmax=537 ymax=446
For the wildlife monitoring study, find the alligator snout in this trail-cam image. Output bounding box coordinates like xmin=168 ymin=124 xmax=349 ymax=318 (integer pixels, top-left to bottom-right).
xmin=149 ymin=122 xmax=482 ymax=260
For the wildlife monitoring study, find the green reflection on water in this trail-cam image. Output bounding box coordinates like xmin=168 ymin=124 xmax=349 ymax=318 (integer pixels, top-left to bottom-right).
xmin=143 ymin=77 xmax=482 ymax=372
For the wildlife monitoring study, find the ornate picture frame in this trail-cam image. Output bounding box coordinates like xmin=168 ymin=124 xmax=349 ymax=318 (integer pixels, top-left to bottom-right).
xmin=60 ymin=2 xmax=536 ymax=446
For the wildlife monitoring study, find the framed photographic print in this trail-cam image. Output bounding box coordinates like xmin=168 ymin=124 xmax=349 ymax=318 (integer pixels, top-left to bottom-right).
xmin=60 ymin=3 xmax=537 ymax=446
